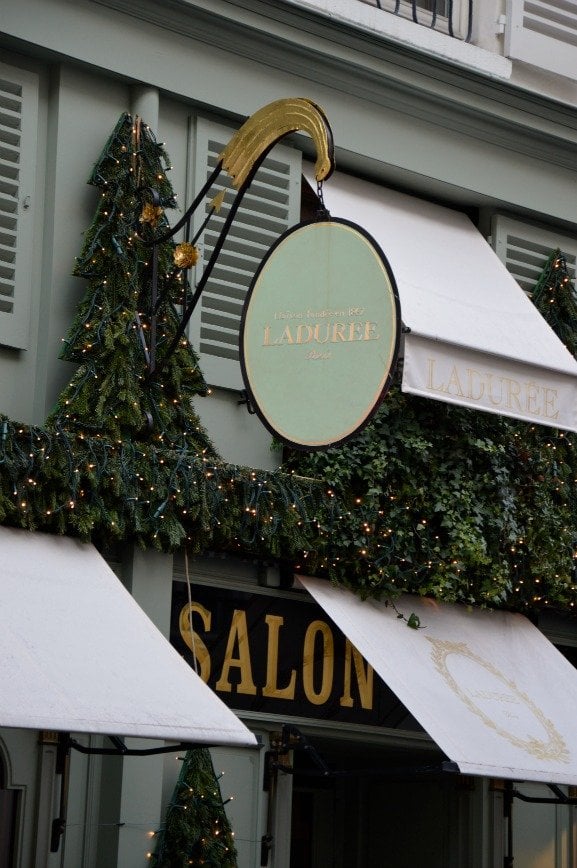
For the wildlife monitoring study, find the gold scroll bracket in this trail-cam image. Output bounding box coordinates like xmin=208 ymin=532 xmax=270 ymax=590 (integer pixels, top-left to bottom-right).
xmin=220 ymin=97 xmax=335 ymax=190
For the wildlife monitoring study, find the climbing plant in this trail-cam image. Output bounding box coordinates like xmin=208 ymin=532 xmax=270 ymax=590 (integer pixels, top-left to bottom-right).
xmin=283 ymin=250 xmax=577 ymax=614
xmin=0 ymin=111 xmax=576 ymax=614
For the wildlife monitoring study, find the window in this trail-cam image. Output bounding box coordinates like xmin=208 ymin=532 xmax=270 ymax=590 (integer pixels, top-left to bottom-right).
xmin=505 ymin=0 xmax=577 ymax=80
xmin=358 ymin=0 xmax=469 ymax=40
xmin=0 ymin=62 xmax=38 ymax=349
xmin=491 ymin=214 xmax=577 ymax=295
xmin=411 ymin=0 xmax=448 ymax=13
xmin=188 ymin=117 xmax=302 ymax=389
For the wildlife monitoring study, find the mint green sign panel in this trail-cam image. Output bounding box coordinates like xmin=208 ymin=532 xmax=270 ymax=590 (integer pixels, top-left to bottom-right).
xmin=240 ymin=219 xmax=401 ymax=449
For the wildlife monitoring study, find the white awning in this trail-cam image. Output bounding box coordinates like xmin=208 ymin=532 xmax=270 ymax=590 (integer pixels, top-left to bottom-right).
xmin=321 ymin=171 xmax=577 ymax=432
xmin=299 ymin=575 xmax=577 ymax=784
xmin=0 ymin=527 xmax=256 ymax=747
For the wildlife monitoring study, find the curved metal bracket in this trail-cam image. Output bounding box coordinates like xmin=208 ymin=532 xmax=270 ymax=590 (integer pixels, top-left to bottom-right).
xmin=139 ymin=98 xmax=335 ymax=379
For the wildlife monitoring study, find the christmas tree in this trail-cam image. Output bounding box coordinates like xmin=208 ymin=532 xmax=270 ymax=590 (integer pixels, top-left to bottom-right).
xmin=152 ymin=749 xmax=238 ymax=868
xmin=531 ymin=249 xmax=577 ymax=357
xmin=47 ymin=113 xmax=214 ymax=455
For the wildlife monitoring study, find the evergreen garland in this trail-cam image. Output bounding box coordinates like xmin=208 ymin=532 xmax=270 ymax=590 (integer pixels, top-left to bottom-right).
xmin=0 ymin=415 xmax=325 ymax=554
xmin=0 ymin=113 xmax=327 ymax=555
xmin=0 ymin=110 xmax=577 ymax=614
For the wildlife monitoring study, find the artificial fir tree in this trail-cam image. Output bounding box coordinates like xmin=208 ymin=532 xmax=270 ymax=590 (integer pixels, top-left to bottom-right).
xmin=152 ymin=749 xmax=238 ymax=868
xmin=47 ymin=113 xmax=214 ymax=454
xmin=531 ymin=249 xmax=577 ymax=357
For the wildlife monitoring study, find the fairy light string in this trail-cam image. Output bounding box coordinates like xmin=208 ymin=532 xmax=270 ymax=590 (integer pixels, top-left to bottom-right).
xmin=0 ymin=112 xmax=573 ymax=615
xmin=150 ymin=749 xmax=238 ymax=867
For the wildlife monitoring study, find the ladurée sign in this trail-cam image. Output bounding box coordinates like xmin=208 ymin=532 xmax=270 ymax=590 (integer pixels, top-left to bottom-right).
xmin=426 ymin=358 xmax=559 ymax=421
xmin=240 ymin=218 xmax=400 ymax=449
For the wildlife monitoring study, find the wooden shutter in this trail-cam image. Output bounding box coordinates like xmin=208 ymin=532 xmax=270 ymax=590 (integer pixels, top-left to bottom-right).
xmin=0 ymin=63 xmax=38 ymax=349
xmin=491 ymin=214 xmax=577 ymax=295
xmin=189 ymin=118 xmax=302 ymax=390
xmin=505 ymin=0 xmax=577 ymax=80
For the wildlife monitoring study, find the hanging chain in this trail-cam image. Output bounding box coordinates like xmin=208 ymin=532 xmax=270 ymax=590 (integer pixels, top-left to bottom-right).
xmin=316 ymin=179 xmax=330 ymax=220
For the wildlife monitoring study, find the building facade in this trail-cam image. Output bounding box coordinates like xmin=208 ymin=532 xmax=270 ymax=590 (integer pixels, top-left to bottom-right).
xmin=2 ymin=0 xmax=577 ymax=865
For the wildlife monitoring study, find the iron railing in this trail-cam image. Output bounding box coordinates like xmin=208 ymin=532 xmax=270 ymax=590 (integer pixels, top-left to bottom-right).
xmin=361 ymin=0 xmax=473 ymax=42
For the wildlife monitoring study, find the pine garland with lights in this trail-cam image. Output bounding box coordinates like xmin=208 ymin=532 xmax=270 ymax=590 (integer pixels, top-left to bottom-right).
xmin=0 ymin=113 xmax=327 ymax=554
xmin=1 ymin=108 xmax=577 ymax=614
xmin=0 ymin=414 xmax=326 ymax=553
xmin=151 ymin=749 xmax=238 ymax=868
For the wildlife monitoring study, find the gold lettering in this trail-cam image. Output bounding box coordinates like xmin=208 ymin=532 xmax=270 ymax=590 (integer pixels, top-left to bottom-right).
xmin=296 ymin=324 xmax=314 ymax=344
xmin=278 ymin=325 xmax=294 ymax=345
xmin=525 ymin=381 xmax=541 ymax=416
xmin=215 ymin=609 xmax=257 ymax=695
xmin=364 ymin=321 xmax=379 ymax=341
xmin=263 ymin=320 xmax=383 ymax=347
xmin=505 ymin=378 xmax=522 ymax=413
xmin=262 ymin=615 xmax=297 ymax=699
xmin=446 ymin=366 xmax=465 ymax=397
xmin=179 ymin=602 xmax=212 ymax=683
xmin=303 ymin=620 xmax=334 ymax=705
xmin=418 ymin=361 xmax=561 ymax=422
xmin=466 ymin=369 xmax=485 ymax=401
xmin=544 ymin=388 xmax=559 ymax=420
xmin=487 ymin=374 xmax=504 ymax=407
xmin=427 ymin=358 xmax=443 ymax=391
xmin=348 ymin=321 xmax=364 ymax=341
xmin=340 ymin=638 xmax=374 ymax=709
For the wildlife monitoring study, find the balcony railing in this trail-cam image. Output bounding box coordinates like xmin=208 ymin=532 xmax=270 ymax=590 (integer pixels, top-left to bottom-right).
xmin=360 ymin=0 xmax=473 ymax=42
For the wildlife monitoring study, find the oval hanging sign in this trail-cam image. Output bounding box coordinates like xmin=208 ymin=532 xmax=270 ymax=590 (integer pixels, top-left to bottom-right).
xmin=240 ymin=218 xmax=401 ymax=449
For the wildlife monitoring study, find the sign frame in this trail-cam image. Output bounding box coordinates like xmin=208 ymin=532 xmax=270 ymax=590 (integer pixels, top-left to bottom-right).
xmin=239 ymin=216 xmax=402 ymax=450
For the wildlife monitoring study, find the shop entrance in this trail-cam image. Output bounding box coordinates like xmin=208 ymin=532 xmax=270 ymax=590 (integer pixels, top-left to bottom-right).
xmin=0 ymin=757 xmax=18 ymax=868
xmin=288 ymin=735 xmax=473 ymax=868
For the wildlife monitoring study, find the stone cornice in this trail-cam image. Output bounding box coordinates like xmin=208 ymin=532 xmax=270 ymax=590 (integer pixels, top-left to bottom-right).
xmin=90 ymin=0 xmax=577 ymax=170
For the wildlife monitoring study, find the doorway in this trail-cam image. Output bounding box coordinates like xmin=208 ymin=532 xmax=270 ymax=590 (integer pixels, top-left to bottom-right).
xmin=0 ymin=759 xmax=18 ymax=868
xmin=288 ymin=736 xmax=473 ymax=868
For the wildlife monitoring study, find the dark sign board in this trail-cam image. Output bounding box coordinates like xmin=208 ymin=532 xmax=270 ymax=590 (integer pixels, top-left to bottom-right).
xmin=170 ymin=583 xmax=403 ymax=727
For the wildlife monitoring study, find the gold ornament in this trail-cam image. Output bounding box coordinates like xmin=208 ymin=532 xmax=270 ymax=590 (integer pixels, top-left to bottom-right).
xmin=220 ymin=97 xmax=334 ymax=189
xmin=139 ymin=202 xmax=164 ymax=228
xmin=173 ymin=242 xmax=199 ymax=269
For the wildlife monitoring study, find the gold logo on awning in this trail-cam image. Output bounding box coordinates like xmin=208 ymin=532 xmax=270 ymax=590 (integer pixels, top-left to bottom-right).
xmin=428 ymin=638 xmax=569 ymax=763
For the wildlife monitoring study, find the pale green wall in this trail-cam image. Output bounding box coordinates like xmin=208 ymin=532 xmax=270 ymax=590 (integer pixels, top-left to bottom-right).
xmin=1 ymin=3 xmax=577 ymax=867
xmin=3 ymin=0 xmax=577 ymax=435
xmin=2 ymin=0 xmax=576 ymax=222
xmin=37 ymin=65 xmax=130 ymax=423
xmin=513 ymin=784 xmax=576 ymax=868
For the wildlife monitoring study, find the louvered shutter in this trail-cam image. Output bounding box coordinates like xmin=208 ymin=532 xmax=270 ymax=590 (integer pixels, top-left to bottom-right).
xmin=189 ymin=118 xmax=302 ymax=390
xmin=0 ymin=63 xmax=38 ymax=349
xmin=505 ymin=0 xmax=577 ymax=80
xmin=491 ymin=214 xmax=577 ymax=295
